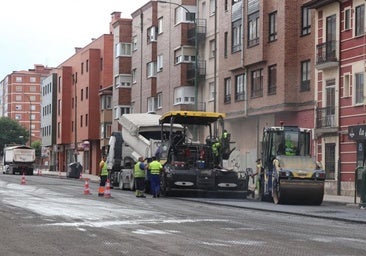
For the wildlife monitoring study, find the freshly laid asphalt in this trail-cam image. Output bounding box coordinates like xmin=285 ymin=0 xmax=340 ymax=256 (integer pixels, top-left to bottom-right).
xmin=37 ymin=170 xmax=366 ymax=224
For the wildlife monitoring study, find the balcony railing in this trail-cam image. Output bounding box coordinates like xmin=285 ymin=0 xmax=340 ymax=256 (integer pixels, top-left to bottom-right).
xmin=188 ymin=19 xmax=207 ymax=45
xmin=316 ymin=41 xmax=338 ymax=66
xmin=316 ymin=106 xmax=337 ymax=129
xmin=187 ymin=60 xmax=206 ymax=81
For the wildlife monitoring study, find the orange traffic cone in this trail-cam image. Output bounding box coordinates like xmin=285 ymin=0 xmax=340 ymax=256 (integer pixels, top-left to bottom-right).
xmin=98 ymin=186 xmax=105 ymax=196
xmin=20 ymin=173 xmax=26 ymax=185
xmin=104 ymin=179 xmax=112 ymax=198
xmin=83 ymin=178 xmax=91 ymax=195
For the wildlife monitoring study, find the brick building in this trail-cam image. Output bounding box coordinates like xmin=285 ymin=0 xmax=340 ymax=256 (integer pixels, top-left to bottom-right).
xmin=127 ymin=0 xmax=316 ymax=174
xmin=1 ymin=64 xmax=52 ymax=145
xmin=308 ymin=0 xmax=366 ymax=195
xmin=54 ymin=34 xmax=113 ymax=175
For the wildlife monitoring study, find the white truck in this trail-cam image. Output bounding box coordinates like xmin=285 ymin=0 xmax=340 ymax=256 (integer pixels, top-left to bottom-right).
xmin=107 ymin=113 xmax=182 ymax=190
xmin=3 ymin=145 xmax=36 ymax=175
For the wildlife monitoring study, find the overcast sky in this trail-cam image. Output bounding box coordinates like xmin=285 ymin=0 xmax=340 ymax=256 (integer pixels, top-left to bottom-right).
xmin=0 ymin=0 xmax=149 ymax=78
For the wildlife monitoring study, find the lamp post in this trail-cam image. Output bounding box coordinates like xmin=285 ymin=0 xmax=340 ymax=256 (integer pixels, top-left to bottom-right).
xmin=156 ymin=0 xmax=198 ymax=111
xmin=24 ymin=94 xmax=32 ymax=146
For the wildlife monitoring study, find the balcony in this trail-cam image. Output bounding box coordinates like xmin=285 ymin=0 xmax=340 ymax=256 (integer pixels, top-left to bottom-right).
xmin=188 ymin=19 xmax=207 ymax=45
xmin=315 ymin=106 xmax=338 ymax=137
xmin=187 ymin=60 xmax=206 ymax=82
xmin=315 ymin=41 xmax=339 ymax=70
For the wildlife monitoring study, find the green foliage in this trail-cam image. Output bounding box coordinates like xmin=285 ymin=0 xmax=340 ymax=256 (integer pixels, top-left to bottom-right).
xmin=0 ymin=117 xmax=29 ymax=151
xmin=31 ymin=140 xmax=42 ymax=157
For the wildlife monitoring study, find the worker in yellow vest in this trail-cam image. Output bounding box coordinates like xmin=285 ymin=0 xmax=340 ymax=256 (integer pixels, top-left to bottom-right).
xmin=134 ymin=157 xmax=147 ymax=198
xmin=98 ymin=155 xmax=108 ymax=196
xmin=148 ymin=156 xmax=163 ymax=198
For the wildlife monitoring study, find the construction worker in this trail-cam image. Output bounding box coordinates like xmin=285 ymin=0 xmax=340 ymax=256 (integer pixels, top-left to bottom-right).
xmin=98 ymin=155 xmax=108 ymax=196
xmin=251 ymin=159 xmax=263 ymax=199
xmin=149 ymin=156 xmax=163 ymax=198
xmin=212 ymin=139 xmax=221 ymax=166
xmin=134 ymin=156 xmax=147 ymax=198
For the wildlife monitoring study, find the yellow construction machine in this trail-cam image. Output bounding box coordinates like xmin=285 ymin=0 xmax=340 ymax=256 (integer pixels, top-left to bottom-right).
xmin=260 ymin=125 xmax=325 ymax=205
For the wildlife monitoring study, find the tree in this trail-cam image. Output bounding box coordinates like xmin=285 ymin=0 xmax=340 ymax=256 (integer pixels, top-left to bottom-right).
xmin=0 ymin=117 xmax=29 ymax=151
xmin=31 ymin=140 xmax=42 ymax=158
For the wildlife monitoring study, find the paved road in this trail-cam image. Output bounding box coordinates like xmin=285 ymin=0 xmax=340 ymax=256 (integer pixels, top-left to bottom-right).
xmin=38 ymin=170 xmax=366 ymax=224
xmin=1 ymin=174 xmax=365 ymax=256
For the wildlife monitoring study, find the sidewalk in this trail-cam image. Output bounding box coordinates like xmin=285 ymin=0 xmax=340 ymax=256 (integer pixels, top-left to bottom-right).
xmin=39 ymin=170 xmax=361 ymax=206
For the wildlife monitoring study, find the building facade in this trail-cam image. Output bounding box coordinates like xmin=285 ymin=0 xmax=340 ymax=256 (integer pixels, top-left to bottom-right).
xmin=1 ymin=64 xmax=52 ymax=145
xmin=309 ymin=0 xmax=366 ymax=195
xmin=127 ymin=0 xmax=316 ymax=179
xmin=55 ymin=34 xmax=113 ymax=175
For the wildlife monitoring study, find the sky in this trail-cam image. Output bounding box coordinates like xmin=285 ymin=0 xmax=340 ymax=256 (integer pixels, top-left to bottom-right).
xmin=0 ymin=0 xmax=149 ymax=79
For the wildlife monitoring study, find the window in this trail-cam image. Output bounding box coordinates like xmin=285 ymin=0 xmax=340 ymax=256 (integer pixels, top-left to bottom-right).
xmin=81 ymin=89 xmax=84 ymax=101
xmin=147 ymin=26 xmax=157 ymax=43
xmin=224 ymin=32 xmax=228 ymax=57
xmin=301 ymin=6 xmax=311 ymax=35
xmin=15 ymin=114 xmax=21 ymax=120
xmin=16 ymin=86 xmax=22 ymax=92
xmin=355 ymin=72 xmax=364 ymax=104
xmin=174 ymin=47 xmax=195 ymax=64
xmin=209 ymin=40 xmax=215 ymax=58
xmin=101 ymin=95 xmax=112 ymax=110
xmin=115 ymin=74 xmax=132 ymax=88
xmin=301 ymin=60 xmax=311 ymax=91
xmin=157 ymin=54 xmax=163 ymax=72
xmin=251 ymin=69 xmax=263 ymax=98
xmin=16 ymin=77 xmax=22 ymax=82
xmin=30 ymin=77 xmax=36 ymax=83
xmin=175 ymin=6 xmax=196 ymax=24
xmin=224 ymin=78 xmax=231 ymax=104
xmin=86 ymin=60 xmax=89 ymax=72
xmin=100 ymin=123 xmax=112 ymax=138
xmin=116 ymin=42 xmax=132 ymax=57
xmin=81 ymin=62 xmax=84 ymax=74
xmin=132 ymin=69 xmax=137 ymax=83
xmin=15 ymin=95 xmax=22 ymax=101
xmin=147 ymin=97 xmax=157 ymax=112
xmin=269 ymin=11 xmax=277 ymax=42
xmin=325 ymin=143 xmax=336 ymax=180
xmin=355 ymin=4 xmax=365 ymax=37
xmin=132 ymin=36 xmax=138 ymax=51
xmin=209 ymin=0 xmax=215 ymax=15
xmin=343 ymin=73 xmax=350 ymax=98
xmin=344 ymin=8 xmax=351 ymax=30
xmin=268 ymin=64 xmax=277 ymax=95
xmin=85 ymin=114 xmax=88 ymax=127
xmin=15 ymin=105 xmax=22 ymax=110
xmin=157 ymin=93 xmax=163 ymax=109
xmin=235 ymin=74 xmax=245 ymax=101
xmin=174 ymin=86 xmax=195 ymax=105
xmin=114 ymin=105 xmax=131 ymax=119
xmin=248 ymin=11 xmax=259 ymax=47
xmin=232 ymin=19 xmax=242 ymax=52
xmin=158 ymin=18 xmax=163 ymax=34
xmin=80 ymin=115 xmax=83 ymax=127
xmin=147 ymin=62 xmax=157 ymax=78
xmin=209 ymin=82 xmax=215 ymax=100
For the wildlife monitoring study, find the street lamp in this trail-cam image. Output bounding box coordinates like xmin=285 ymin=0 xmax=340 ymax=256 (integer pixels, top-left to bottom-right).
xmin=156 ymin=0 xmax=198 ymax=110
xmin=24 ymin=94 xmax=32 ymax=146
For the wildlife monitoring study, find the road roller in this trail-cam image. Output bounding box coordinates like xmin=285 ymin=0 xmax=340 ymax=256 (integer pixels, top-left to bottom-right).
xmin=259 ymin=125 xmax=325 ymax=205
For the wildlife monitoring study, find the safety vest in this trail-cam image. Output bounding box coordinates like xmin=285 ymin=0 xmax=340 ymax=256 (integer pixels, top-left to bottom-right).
xmin=100 ymin=160 xmax=108 ymax=176
xmin=149 ymin=161 xmax=162 ymax=175
xmin=134 ymin=162 xmax=145 ymax=178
